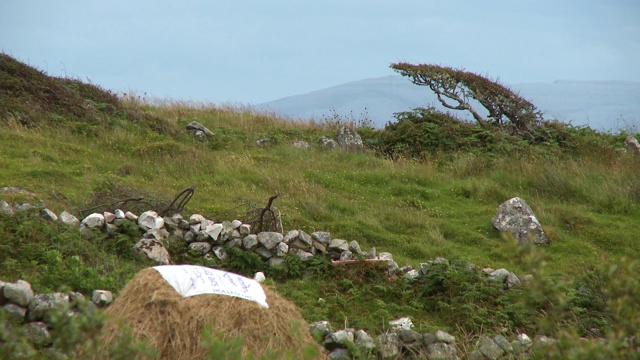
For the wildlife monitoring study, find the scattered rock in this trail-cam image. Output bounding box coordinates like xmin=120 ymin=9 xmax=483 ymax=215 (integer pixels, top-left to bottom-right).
xmin=492 ymin=197 xmax=550 ymax=245
xmin=133 ymin=238 xmax=171 ymax=265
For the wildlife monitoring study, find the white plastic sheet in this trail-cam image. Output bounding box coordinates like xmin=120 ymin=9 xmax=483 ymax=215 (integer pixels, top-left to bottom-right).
xmin=153 ymin=265 xmax=269 ymax=308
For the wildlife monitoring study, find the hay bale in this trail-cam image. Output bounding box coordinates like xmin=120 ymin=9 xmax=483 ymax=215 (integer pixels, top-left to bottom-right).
xmin=96 ymin=267 xmax=323 ymax=359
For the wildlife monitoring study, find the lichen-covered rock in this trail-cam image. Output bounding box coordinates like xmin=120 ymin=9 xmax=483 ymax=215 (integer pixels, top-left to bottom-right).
xmin=257 ymin=231 xmax=283 ymax=250
xmin=355 ymin=329 xmax=375 ymax=349
xmin=479 ymin=336 xmax=505 ymax=360
xmin=492 ymin=197 xmax=549 ymax=245
xmin=4 ymin=280 xmax=34 ymax=307
xmin=242 ymin=234 xmax=259 ymax=250
xmin=312 ymin=231 xmax=331 ymax=244
xmin=426 ymin=342 xmax=459 ymax=360
xmin=376 ymin=332 xmax=400 ymax=359
xmin=188 ymin=242 xmax=212 ymax=255
xmin=3 ymin=303 xmax=26 ymax=324
xmin=328 ymin=239 xmax=349 ymax=252
xmin=133 ymin=238 xmax=171 ymax=265
xmin=336 ymin=126 xmax=363 ymax=152
xmin=320 ymin=136 xmax=338 ymax=150
xmin=27 ymin=293 xmax=70 ymax=322
xmin=24 ymin=321 xmax=52 ymax=346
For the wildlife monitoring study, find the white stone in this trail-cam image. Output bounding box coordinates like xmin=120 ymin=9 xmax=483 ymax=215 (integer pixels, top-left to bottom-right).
xmin=254 ymin=272 xmax=266 ymax=283
xmin=81 ymin=213 xmax=105 ymax=229
xmin=133 ymin=238 xmax=171 ymax=265
xmin=114 ymin=209 xmax=125 ymax=219
xmin=138 ymin=211 xmax=164 ymax=230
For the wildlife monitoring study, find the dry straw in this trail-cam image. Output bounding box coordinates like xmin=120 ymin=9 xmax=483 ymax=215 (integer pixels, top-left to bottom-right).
xmin=96 ymin=267 xmax=323 ymax=359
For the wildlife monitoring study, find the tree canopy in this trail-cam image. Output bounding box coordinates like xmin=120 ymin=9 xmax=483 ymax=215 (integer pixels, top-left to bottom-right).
xmin=391 ymin=62 xmax=545 ymax=140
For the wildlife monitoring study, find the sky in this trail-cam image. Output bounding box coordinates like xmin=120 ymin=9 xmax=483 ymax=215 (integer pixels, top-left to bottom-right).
xmin=1 ymin=0 xmax=639 ymax=105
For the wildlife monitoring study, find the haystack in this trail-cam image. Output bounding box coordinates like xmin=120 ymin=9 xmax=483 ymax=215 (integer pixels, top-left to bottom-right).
xmin=97 ymin=267 xmax=323 ymax=359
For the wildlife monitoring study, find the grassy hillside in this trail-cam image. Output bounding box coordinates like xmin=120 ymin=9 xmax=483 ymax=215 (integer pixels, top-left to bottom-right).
xmin=1 ymin=53 xmax=639 ymax=358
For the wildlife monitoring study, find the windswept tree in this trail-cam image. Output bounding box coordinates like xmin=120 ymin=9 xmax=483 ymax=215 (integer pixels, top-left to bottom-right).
xmin=391 ymin=62 xmax=545 ymax=140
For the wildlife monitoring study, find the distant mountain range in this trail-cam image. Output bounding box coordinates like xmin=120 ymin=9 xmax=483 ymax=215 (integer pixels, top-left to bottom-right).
xmin=256 ymin=76 xmax=640 ymax=132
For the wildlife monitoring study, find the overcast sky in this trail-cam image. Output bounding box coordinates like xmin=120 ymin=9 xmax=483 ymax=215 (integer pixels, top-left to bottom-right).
xmin=1 ymin=1 xmax=639 ymax=104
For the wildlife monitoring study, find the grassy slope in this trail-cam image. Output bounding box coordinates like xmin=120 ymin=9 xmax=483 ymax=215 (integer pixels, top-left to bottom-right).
xmin=1 ymin=53 xmax=639 ymax=340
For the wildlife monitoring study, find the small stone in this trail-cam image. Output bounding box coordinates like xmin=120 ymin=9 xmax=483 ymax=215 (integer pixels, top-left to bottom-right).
xmin=328 ymin=348 xmax=349 ymax=360
xmin=230 ymin=219 xmax=242 ymax=229
xmin=225 ymin=238 xmax=243 ymax=248
xmin=311 ymin=231 xmax=331 ymax=244
xmin=254 ymin=246 xmax=273 ymax=259
xmin=479 ymin=336 xmax=504 ymax=360
xmin=489 ymin=268 xmax=510 ymax=282
xmin=114 ymin=209 xmax=125 ymax=219
xmin=310 ymin=321 xmax=332 ymax=341
xmin=184 ymin=231 xmax=196 ymax=243
xmin=239 ymin=224 xmax=251 ymax=235
xmin=376 ymin=333 xmax=399 ymax=359
xmin=283 ymin=230 xmax=299 ymax=244
xmin=4 ymin=280 xmax=34 ymax=307
xmin=364 ymin=247 xmax=376 ymax=259
xmin=204 ymin=223 xmax=223 ymax=242
xmin=398 ymin=329 xmax=421 ymax=343
xmin=81 ymin=213 xmax=105 ymax=229
xmin=435 ymin=330 xmax=455 ymax=343
xmin=188 ymin=242 xmax=212 ymax=255
xmin=211 ymin=246 xmax=227 ymax=260
xmin=339 ymin=250 xmax=353 ymax=261
xmin=24 ymin=322 xmax=52 ymax=346
xmin=276 ymin=242 xmax=289 ymax=257
xmin=2 ymin=303 xmax=26 ymax=324
xmin=517 ymin=333 xmax=532 ymax=347
xmin=422 ymin=332 xmax=436 ymax=346
xmin=290 ymin=248 xmax=314 ymax=261
xmin=355 ymin=330 xmax=375 ymax=349
xmin=268 ymin=256 xmax=285 ymax=267
xmin=426 ymin=342 xmax=458 ymax=360
xmin=493 ymin=334 xmax=513 ymax=353
xmin=0 ymin=201 xmax=14 ymax=215
xmin=243 ymin=234 xmax=259 ymax=250
xmin=138 ymin=211 xmax=164 ymax=231
xmin=254 ymin=272 xmax=266 ymax=283
xmin=27 ymin=292 xmax=70 ymax=322
xmin=133 ymin=238 xmax=171 ymax=265
xmin=91 ymin=290 xmax=113 ymax=308
xmin=328 ymin=239 xmax=349 ymax=252
xmin=103 ymin=211 xmax=116 ymax=223
xmin=326 ymin=328 xmax=355 ymax=347
xmin=506 ymin=272 xmax=522 ymax=289
xmin=42 ymin=208 xmax=58 ymax=222
xmin=312 ymin=241 xmax=327 ymax=254
xmin=125 ymin=211 xmax=138 ymax=221
xmin=257 ymin=232 xmax=284 ymax=250
xmin=189 ymin=214 xmax=205 ymax=224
